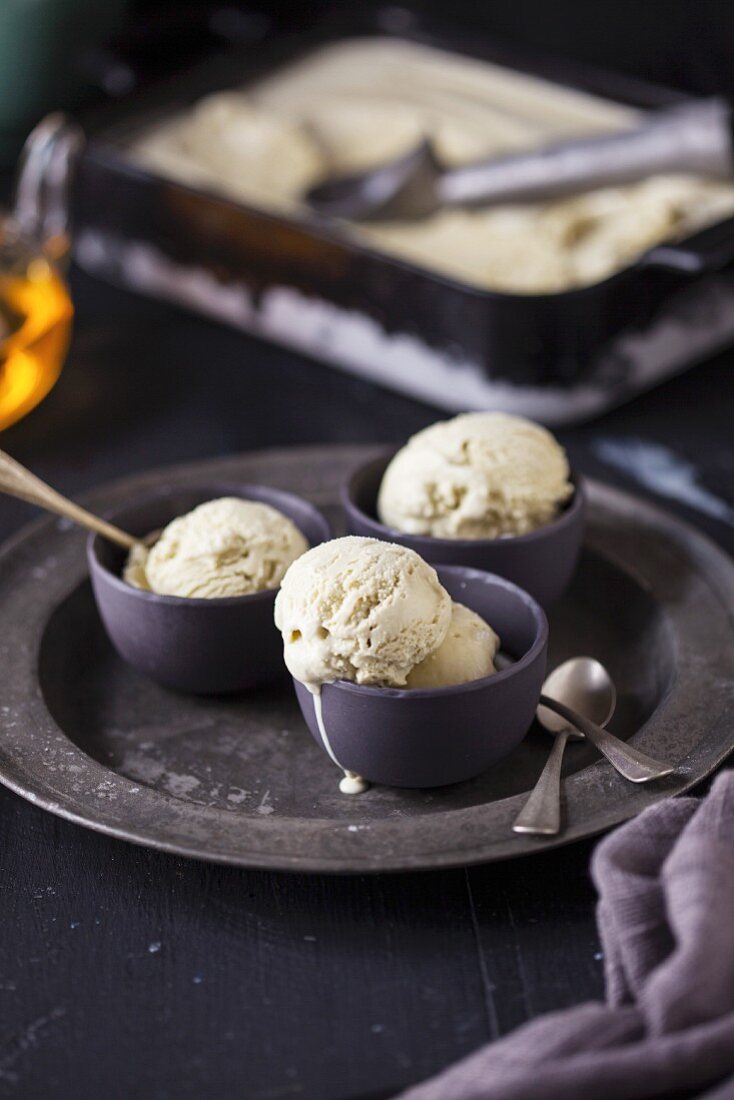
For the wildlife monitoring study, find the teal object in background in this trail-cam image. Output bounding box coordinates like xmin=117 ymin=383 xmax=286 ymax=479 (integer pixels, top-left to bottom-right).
xmin=0 ymin=0 xmax=127 ymax=165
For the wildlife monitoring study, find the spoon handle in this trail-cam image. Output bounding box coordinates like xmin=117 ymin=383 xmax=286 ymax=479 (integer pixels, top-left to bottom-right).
xmin=513 ymin=728 xmax=570 ymax=835
xmin=440 ymin=99 xmax=732 ymax=208
xmin=538 ymin=695 xmax=674 ymax=783
xmin=0 ymin=447 xmax=137 ymax=550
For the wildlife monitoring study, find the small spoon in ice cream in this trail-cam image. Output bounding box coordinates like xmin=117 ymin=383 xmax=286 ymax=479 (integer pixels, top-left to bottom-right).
xmin=513 ymin=657 xmax=674 ymax=836
xmin=0 ymin=446 xmax=145 ymax=550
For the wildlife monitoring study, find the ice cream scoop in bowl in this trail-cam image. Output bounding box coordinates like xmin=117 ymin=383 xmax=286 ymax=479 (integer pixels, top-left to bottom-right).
xmin=87 ymin=481 xmax=331 ymax=693
xmin=284 ymin=558 xmax=548 ymax=791
xmin=343 ymin=429 xmax=585 ymax=607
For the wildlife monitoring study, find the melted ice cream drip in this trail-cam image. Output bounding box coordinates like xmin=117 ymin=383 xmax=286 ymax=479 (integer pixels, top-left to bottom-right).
xmin=339 ymin=772 xmax=370 ymax=795
xmin=312 ymin=691 xmax=369 ymax=795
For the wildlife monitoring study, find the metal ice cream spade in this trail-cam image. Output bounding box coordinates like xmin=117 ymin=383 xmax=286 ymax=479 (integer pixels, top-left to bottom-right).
xmin=513 ymin=657 xmax=674 ymax=837
xmin=0 ymin=447 xmax=146 ymax=549
xmin=307 ymin=98 xmax=734 ymax=222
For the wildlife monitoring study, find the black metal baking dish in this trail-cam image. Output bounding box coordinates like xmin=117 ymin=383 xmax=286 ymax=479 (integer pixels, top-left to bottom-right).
xmin=16 ymin=6 xmax=734 ymax=422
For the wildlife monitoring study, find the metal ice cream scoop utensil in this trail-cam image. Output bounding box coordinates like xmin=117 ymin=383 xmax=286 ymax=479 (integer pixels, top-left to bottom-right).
xmin=0 ymin=446 xmax=147 ymax=550
xmin=307 ymin=98 xmax=734 ymax=222
xmin=513 ymin=657 xmax=674 ymax=837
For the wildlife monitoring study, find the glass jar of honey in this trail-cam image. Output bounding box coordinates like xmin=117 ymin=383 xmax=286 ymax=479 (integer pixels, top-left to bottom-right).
xmin=0 ymin=216 xmax=73 ymax=430
xmin=1 ymin=114 xmax=82 ymax=430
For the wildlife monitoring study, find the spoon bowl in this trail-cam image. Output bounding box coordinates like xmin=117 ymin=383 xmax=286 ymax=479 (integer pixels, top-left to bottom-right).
xmin=306 ymin=140 xmax=442 ymax=222
xmin=537 ymin=657 xmax=616 ymax=738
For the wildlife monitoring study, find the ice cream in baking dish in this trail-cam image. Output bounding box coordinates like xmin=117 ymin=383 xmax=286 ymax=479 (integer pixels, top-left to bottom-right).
xmin=129 ymin=38 xmax=734 ymax=294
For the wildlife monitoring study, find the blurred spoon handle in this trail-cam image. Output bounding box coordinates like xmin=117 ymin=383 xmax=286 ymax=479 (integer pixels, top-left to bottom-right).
xmin=0 ymin=447 xmax=137 ymax=550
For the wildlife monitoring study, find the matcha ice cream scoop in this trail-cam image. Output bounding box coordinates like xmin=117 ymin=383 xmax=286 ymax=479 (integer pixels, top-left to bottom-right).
xmin=378 ymin=412 xmax=573 ymax=540
xmin=274 ymin=535 xmax=452 ymax=691
xmin=124 ymin=497 xmax=308 ymax=598
xmin=406 ymin=601 xmax=499 ymax=689
xmin=275 ymin=535 xmax=501 ymax=694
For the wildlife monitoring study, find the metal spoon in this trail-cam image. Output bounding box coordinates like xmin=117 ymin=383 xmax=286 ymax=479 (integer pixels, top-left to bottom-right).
xmin=0 ymin=446 xmax=145 ymax=549
xmin=513 ymin=657 xmax=674 ymax=836
xmin=306 ymin=98 xmax=733 ymax=222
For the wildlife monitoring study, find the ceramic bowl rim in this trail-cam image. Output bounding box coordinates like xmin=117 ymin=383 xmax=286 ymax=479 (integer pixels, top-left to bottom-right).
xmin=341 ymin=449 xmax=585 ymax=549
xmin=313 ymin=564 xmax=548 ymax=701
xmin=87 ymin=482 xmax=332 ymax=609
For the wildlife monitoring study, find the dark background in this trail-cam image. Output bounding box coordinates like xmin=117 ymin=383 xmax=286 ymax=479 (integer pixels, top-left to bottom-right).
xmin=270 ymin=0 xmax=734 ymax=98
xmin=128 ymin=0 xmax=734 ymax=99
xmin=30 ymin=1 xmax=734 ymax=127
xmin=1 ymin=3 xmax=733 ymax=1098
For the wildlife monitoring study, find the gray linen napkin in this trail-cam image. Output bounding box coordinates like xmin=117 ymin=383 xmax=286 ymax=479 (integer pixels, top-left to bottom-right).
xmin=399 ymin=770 xmax=734 ymax=1100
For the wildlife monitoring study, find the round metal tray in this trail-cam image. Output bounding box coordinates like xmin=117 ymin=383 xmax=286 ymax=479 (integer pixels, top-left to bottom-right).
xmin=0 ymin=445 xmax=732 ymax=872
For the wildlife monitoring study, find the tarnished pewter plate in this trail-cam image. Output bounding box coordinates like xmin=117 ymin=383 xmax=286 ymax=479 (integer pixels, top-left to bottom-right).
xmin=0 ymin=446 xmax=732 ymax=872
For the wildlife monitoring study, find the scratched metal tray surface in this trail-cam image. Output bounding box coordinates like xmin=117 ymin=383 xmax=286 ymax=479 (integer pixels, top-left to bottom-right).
xmin=0 ymin=445 xmax=732 ymax=872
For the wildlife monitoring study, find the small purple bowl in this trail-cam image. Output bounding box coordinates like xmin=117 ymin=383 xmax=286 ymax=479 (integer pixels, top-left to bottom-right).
xmin=342 ymin=451 xmax=586 ymax=608
xmin=88 ymin=482 xmax=332 ymax=694
xmin=293 ymin=565 xmax=548 ymax=789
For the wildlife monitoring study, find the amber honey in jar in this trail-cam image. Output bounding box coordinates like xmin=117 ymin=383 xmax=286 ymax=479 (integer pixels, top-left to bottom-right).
xmin=0 ymin=218 xmax=73 ymax=431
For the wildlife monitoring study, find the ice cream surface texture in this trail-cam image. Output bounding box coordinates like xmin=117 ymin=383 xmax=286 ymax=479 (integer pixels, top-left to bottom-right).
xmin=274 ymin=536 xmax=452 ymax=691
xmin=378 ymin=412 xmax=573 ymax=539
xmin=132 ymin=92 xmax=323 ymax=212
xmin=405 ymin=602 xmax=499 ymax=689
xmin=124 ymin=497 xmax=308 ymax=598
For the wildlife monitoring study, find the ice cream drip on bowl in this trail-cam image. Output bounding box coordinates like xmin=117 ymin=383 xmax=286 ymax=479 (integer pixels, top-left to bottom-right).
xmin=311 ymin=692 xmax=369 ymax=795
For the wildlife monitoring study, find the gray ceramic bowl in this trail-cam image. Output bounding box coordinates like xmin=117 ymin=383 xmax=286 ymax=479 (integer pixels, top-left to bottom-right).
xmin=294 ymin=565 xmax=548 ymax=789
xmin=88 ymin=482 xmax=332 ymax=694
xmin=342 ymin=451 xmax=586 ymax=608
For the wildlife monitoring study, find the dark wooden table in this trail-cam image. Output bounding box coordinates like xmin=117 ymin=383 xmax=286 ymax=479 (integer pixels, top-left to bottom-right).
xmin=1 ymin=268 xmax=732 ymax=1100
